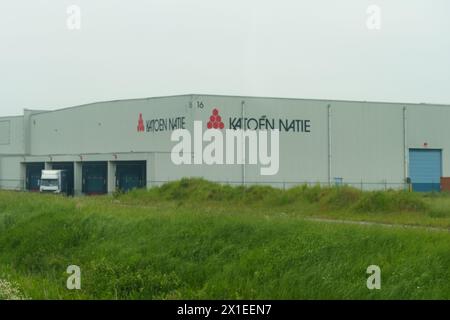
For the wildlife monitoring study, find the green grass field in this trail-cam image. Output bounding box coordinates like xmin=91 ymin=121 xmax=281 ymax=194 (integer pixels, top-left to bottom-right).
xmin=0 ymin=179 xmax=449 ymax=300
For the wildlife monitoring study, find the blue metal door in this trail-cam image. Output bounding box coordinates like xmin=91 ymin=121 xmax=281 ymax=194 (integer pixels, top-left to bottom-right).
xmin=26 ymin=163 xmax=45 ymax=191
xmin=409 ymin=149 xmax=442 ymax=192
xmin=82 ymin=162 xmax=107 ymax=195
xmin=116 ymin=161 xmax=146 ymax=192
xmin=52 ymin=162 xmax=74 ymax=196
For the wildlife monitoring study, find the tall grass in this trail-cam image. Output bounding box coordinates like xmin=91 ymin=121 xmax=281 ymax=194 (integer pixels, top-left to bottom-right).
xmin=118 ymin=178 xmax=429 ymax=214
xmin=0 ymin=180 xmax=449 ymax=299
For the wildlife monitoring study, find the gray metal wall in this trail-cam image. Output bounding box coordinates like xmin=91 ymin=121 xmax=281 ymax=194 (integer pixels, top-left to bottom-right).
xmin=0 ymin=116 xmax=24 ymax=155
xmin=1 ymin=94 xmax=449 ymax=192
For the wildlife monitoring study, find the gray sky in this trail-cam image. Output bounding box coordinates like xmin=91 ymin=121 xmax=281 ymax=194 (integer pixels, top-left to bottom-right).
xmin=0 ymin=0 xmax=449 ymax=116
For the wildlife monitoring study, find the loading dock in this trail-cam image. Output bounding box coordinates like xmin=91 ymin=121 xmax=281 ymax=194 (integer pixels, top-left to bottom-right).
xmin=25 ymin=162 xmax=45 ymax=191
xmin=82 ymin=162 xmax=107 ymax=195
xmin=115 ymin=161 xmax=147 ymax=192
xmin=409 ymin=149 xmax=442 ymax=192
xmin=51 ymin=162 xmax=75 ymax=196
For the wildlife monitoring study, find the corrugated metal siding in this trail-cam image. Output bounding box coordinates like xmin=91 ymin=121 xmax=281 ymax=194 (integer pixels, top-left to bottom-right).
xmin=25 ymin=162 xmax=45 ymax=191
xmin=0 ymin=120 xmax=11 ymax=145
xmin=82 ymin=162 xmax=108 ymax=195
xmin=409 ymin=149 xmax=442 ymax=192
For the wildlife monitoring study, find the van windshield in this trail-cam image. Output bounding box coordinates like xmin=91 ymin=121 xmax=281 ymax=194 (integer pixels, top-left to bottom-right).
xmin=41 ymin=179 xmax=58 ymax=187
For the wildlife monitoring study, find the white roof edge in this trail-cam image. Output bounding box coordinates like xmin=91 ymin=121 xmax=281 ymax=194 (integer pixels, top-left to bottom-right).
xmin=12 ymin=93 xmax=450 ymax=119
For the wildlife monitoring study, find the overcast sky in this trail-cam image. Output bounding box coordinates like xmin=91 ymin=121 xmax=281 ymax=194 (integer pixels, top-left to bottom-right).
xmin=0 ymin=0 xmax=449 ymax=116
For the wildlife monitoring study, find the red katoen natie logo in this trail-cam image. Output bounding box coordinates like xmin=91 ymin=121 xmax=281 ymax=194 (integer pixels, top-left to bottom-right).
xmin=137 ymin=113 xmax=145 ymax=132
xmin=207 ymin=108 xmax=224 ymax=129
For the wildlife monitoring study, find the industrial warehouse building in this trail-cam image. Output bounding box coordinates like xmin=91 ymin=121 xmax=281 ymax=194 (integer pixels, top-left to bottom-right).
xmin=0 ymin=94 xmax=449 ymax=195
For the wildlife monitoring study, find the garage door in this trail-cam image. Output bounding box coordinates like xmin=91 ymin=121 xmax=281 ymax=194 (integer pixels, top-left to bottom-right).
xmin=26 ymin=163 xmax=45 ymax=191
xmin=409 ymin=149 xmax=442 ymax=192
xmin=51 ymin=162 xmax=74 ymax=196
xmin=82 ymin=162 xmax=107 ymax=195
xmin=116 ymin=161 xmax=146 ymax=192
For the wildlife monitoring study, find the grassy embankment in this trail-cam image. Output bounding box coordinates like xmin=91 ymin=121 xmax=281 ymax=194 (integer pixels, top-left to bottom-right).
xmin=0 ymin=178 xmax=449 ymax=299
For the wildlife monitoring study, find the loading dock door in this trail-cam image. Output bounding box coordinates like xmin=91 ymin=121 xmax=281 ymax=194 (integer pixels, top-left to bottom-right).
xmin=82 ymin=162 xmax=107 ymax=195
xmin=51 ymin=162 xmax=74 ymax=196
xmin=409 ymin=149 xmax=442 ymax=192
xmin=26 ymin=163 xmax=45 ymax=191
xmin=116 ymin=161 xmax=146 ymax=192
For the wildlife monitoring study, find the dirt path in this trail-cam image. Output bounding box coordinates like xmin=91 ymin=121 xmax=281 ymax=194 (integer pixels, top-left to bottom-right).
xmin=106 ymin=201 xmax=450 ymax=233
xmin=303 ymin=217 xmax=450 ymax=233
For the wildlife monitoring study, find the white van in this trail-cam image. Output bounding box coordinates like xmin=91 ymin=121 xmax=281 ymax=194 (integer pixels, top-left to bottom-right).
xmin=39 ymin=170 xmax=68 ymax=194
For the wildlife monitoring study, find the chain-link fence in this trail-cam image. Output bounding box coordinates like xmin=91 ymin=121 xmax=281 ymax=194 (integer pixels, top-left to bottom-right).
xmin=1 ymin=178 xmax=409 ymax=193
xmin=148 ymin=179 xmax=409 ymax=191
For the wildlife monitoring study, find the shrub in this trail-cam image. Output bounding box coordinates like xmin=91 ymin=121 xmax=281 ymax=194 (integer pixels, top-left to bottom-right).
xmin=393 ymin=191 xmax=428 ymax=212
xmin=243 ymin=186 xmax=278 ymax=203
xmin=354 ymin=191 xmax=390 ymax=212
xmin=354 ymin=190 xmax=427 ymax=213
xmin=115 ymin=178 xmax=429 ymax=214
xmin=318 ymin=186 xmax=362 ymax=210
xmin=300 ymin=184 xmax=323 ymax=203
